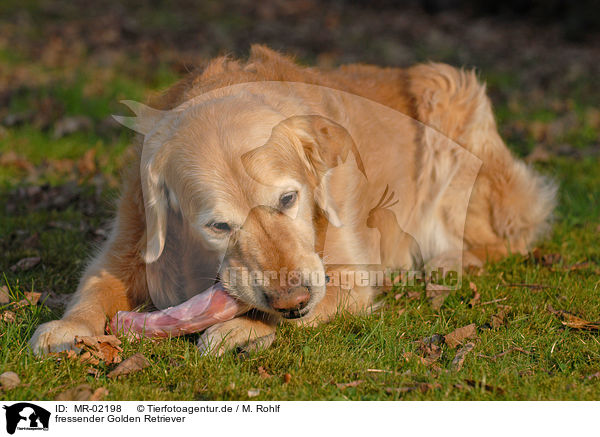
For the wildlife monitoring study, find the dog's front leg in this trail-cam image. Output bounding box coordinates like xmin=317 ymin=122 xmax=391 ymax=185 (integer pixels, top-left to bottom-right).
xmin=29 ymin=253 xmax=143 ymax=355
xmin=197 ymin=312 xmax=278 ymax=356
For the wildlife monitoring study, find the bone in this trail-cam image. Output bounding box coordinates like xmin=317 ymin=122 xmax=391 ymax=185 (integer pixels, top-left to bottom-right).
xmin=110 ymin=283 xmax=248 ymax=338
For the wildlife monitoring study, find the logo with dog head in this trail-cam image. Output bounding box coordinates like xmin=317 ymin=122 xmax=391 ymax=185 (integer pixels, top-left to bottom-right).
xmin=2 ymin=403 xmax=50 ymax=434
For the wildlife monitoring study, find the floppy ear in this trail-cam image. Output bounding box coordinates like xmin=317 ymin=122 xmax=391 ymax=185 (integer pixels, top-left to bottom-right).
xmin=140 ymin=154 xmax=168 ymax=264
xmin=117 ymin=101 xmax=175 ymax=264
xmin=139 ymin=119 xmax=178 ymax=264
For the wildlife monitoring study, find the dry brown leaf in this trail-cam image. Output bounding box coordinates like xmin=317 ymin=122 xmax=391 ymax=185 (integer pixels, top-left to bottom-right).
xmin=426 ymin=283 xmax=451 ymax=310
xmin=79 ymin=351 xmax=100 ymax=366
xmin=0 ymin=286 xmax=10 ymax=304
xmin=0 ymin=151 xmax=35 ymax=172
xmin=468 ymin=282 xmax=481 ymax=307
xmin=402 ymin=351 xmax=439 ymax=367
xmin=491 ymin=306 xmax=511 ymax=329
xmin=451 ymin=342 xmax=475 ymax=371
xmin=283 ymin=373 xmax=292 ymax=384
xmin=335 ymin=380 xmax=364 ymax=390
xmin=444 ymin=323 xmax=478 ymax=349
xmin=547 ymin=305 xmax=600 ymax=331
xmin=531 ymin=248 xmax=562 ymax=267
xmin=48 ymin=349 xmax=79 ymax=363
xmin=0 ymin=371 xmax=20 ymax=390
xmin=74 ymin=335 xmax=123 ymax=364
xmin=407 ymin=291 xmax=421 ymax=300
xmin=23 ymin=292 xmax=41 ymax=305
xmin=11 ymin=292 xmax=42 ymax=309
xmin=76 ymin=149 xmax=96 ymax=176
xmin=9 ymin=257 xmax=41 ymax=272
xmin=107 ymin=353 xmax=150 ymax=378
xmin=1 ymin=311 xmax=16 ymax=323
xmin=415 ymin=339 xmax=443 ymax=366
xmin=258 ymin=366 xmax=271 ymax=379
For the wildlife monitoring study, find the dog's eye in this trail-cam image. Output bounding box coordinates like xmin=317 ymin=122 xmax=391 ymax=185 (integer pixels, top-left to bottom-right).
xmin=279 ymin=191 xmax=298 ymax=209
xmin=207 ymin=222 xmax=231 ymax=233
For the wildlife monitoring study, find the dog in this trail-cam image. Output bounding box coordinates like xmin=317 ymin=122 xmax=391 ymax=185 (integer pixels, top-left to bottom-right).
xmin=29 ymin=45 xmax=556 ymax=355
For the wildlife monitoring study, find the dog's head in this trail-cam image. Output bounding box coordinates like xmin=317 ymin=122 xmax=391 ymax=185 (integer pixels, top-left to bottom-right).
xmin=140 ymin=96 xmax=364 ymax=319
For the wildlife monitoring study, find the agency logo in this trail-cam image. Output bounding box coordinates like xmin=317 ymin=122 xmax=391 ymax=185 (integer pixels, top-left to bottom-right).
xmin=2 ymin=403 xmax=50 ymax=434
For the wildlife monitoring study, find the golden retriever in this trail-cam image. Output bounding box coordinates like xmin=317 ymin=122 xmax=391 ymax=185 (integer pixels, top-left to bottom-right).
xmin=30 ymin=45 xmax=556 ymax=355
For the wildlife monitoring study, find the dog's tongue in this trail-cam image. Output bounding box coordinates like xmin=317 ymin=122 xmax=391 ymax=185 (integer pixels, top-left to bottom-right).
xmin=110 ymin=283 xmax=248 ymax=338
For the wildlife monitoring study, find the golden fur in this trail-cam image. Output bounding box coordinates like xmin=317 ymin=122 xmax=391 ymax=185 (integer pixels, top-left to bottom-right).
xmin=30 ymin=45 xmax=555 ymax=355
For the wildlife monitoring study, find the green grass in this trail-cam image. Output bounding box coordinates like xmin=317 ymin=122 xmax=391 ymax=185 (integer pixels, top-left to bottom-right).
xmin=0 ymin=6 xmax=599 ymax=400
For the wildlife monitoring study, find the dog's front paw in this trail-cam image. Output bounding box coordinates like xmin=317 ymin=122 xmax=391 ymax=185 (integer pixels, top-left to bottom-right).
xmin=197 ymin=318 xmax=276 ymax=356
xmin=29 ymin=319 xmax=95 ymax=355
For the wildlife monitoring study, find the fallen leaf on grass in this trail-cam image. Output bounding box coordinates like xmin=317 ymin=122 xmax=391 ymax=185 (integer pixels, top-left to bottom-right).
xmin=426 ymin=283 xmax=451 ymax=310
xmin=0 ymin=151 xmax=35 ymax=172
xmin=10 ymin=257 xmax=41 ymax=272
xmin=547 ymin=305 xmax=600 ymax=331
xmin=49 ymin=349 xmax=79 ymax=362
xmin=74 ymin=335 xmax=123 ymax=365
xmin=0 ymin=286 xmax=10 ymax=304
xmin=468 ymin=282 xmax=480 ymax=307
xmin=414 ymin=338 xmax=443 ymax=366
xmin=1 ymin=311 xmax=16 ymax=323
xmin=283 ymin=373 xmax=292 ymax=384
xmin=451 ymin=342 xmax=475 ymax=371
xmin=55 ymin=384 xmax=108 ymax=401
xmin=406 ymin=291 xmax=421 ymax=300
xmin=335 ymin=380 xmax=364 ymax=390
xmin=23 ymin=291 xmax=41 ymax=305
xmin=107 ymin=353 xmax=150 ymax=378
xmin=258 ymin=366 xmax=271 ymax=379
xmin=491 ymin=306 xmax=511 ymax=329
xmin=444 ymin=324 xmax=477 ymax=349
xmin=403 ymin=350 xmax=440 ymax=367
xmin=11 ymin=292 xmax=43 ymax=309
xmin=247 ymin=389 xmax=260 ymax=398
xmin=0 ymin=371 xmax=20 ymax=390
xmin=531 ymin=248 xmax=562 ymax=267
